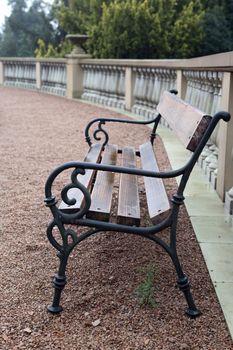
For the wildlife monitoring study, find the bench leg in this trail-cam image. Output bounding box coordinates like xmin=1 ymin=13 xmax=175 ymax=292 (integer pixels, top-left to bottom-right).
xmin=47 ymin=252 xmax=68 ymax=314
xmin=172 ymin=254 xmax=201 ymax=318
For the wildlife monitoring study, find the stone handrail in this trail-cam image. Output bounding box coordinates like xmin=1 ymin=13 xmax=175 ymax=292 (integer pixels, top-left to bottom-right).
xmin=0 ymin=53 xmax=233 ymax=205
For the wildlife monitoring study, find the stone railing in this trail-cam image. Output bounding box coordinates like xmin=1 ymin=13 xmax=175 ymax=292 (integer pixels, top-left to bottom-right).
xmin=2 ymin=59 xmax=37 ymax=89
xmin=0 ymin=58 xmax=67 ymax=96
xmin=0 ymin=53 xmax=233 ymax=208
xmin=40 ymin=60 xmax=67 ymax=96
xmin=81 ymin=64 xmax=125 ymax=108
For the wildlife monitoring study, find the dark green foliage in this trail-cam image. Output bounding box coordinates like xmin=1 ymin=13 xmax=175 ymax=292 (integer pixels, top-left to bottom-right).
xmin=170 ymin=0 xmax=204 ymax=58
xmin=201 ymin=5 xmax=233 ymax=55
xmin=1 ymin=0 xmax=233 ymax=59
xmin=88 ymin=0 xmax=177 ymax=59
xmin=135 ymin=264 xmax=158 ymax=308
xmin=0 ymin=0 xmax=54 ymax=57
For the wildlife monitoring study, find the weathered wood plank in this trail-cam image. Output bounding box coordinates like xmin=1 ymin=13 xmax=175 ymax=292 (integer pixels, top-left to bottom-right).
xmin=87 ymin=144 xmax=118 ymax=221
xmin=59 ymin=143 xmax=103 ymax=212
xmin=157 ymin=91 xmax=212 ymax=151
xmin=139 ymin=142 xmax=170 ymax=223
xmin=117 ymin=147 xmax=140 ymax=226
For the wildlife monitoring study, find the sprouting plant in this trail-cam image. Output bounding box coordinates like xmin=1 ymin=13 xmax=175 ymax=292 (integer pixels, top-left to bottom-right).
xmin=135 ymin=263 xmax=158 ymax=308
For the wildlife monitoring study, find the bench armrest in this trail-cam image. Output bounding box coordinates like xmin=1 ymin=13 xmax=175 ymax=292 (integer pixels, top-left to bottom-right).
xmin=84 ymin=90 xmax=178 ymax=147
xmin=84 ymin=116 xmax=160 ymax=147
xmin=45 ymin=160 xmax=186 ymax=224
xmin=45 ymin=160 xmax=186 ymax=200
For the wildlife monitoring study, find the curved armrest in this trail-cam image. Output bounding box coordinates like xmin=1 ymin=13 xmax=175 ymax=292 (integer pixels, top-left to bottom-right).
xmin=85 ymin=115 xmax=160 ymax=147
xmin=45 ymin=160 xmax=186 ymax=200
xmin=84 ymin=89 xmax=178 ymax=147
xmin=44 ymin=158 xmax=187 ymax=224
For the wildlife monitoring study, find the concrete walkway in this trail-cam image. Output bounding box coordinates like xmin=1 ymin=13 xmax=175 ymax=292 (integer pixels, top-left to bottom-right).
xmin=157 ymin=125 xmax=233 ymax=339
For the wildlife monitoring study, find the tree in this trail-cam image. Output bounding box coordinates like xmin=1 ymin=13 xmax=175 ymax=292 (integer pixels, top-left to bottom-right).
xmin=201 ymin=4 xmax=233 ymax=55
xmin=0 ymin=0 xmax=55 ymax=57
xmin=170 ymin=1 xmax=204 ymax=58
xmin=87 ymin=0 xmax=175 ymax=59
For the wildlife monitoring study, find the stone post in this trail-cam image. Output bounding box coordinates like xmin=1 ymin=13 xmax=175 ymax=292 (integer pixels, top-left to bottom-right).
xmin=0 ymin=61 xmax=4 ymax=85
xmin=216 ymin=72 xmax=233 ymax=200
xmin=176 ymin=70 xmax=187 ymax=100
xmin=66 ymin=57 xmax=85 ymax=99
xmin=36 ymin=61 xmax=41 ymax=90
xmin=66 ymin=34 xmax=91 ymax=99
xmin=125 ymin=67 xmax=135 ymax=111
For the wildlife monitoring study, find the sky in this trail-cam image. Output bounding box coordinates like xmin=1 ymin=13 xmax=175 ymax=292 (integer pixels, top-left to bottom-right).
xmin=0 ymin=1 xmax=11 ymax=29
xmin=0 ymin=0 xmax=54 ymax=31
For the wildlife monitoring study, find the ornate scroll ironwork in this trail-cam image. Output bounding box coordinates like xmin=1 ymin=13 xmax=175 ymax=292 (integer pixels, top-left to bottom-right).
xmin=92 ymin=120 xmax=109 ymax=146
xmin=45 ymin=166 xmax=91 ymax=224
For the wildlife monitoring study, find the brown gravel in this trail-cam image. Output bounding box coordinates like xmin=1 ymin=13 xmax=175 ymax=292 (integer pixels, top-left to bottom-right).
xmin=0 ymin=86 xmax=232 ymax=350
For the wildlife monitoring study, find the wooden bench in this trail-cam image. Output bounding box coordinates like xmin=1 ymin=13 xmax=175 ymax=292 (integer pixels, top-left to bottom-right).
xmin=45 ymin=91 xmax=230 ymax=317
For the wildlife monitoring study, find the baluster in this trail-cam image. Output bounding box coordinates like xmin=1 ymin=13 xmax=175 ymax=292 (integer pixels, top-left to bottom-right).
xmin=211 ymin=72 xmax=219 ymax=115
xmin=132 ymin=68 xmax=141 ymax=114
xmin=111 ymin=66 xmax=118 ymax=107
xmin=198 ymin=71 xmax=205 ymax=111
xmin=84 ymin=65 xmax=92 ymax=100
xmin=151 ymin=69 xmax=159 ymax=106
xmin=117 ymin=68 xmax=125 ymax=109
xmin=105 ymin=67 xmax=112 ymax=105
xmin=82 ymin=65 xmax=88 ymax=99
xmin=138 ymin=69 xmax=146 ymax=115
xmin=184 ymin=71 xmax=193 ymax=103
xmin=140 ymin=68 xmax=148 ymax=117
xmin=146 ymin=68 xmax=155 ymax=119
xmin=205 ymin=71 xmax=214 ymax=114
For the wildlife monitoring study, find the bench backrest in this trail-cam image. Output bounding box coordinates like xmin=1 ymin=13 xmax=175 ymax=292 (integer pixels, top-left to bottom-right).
xmin=157 ymin=91 xmax=212 ymax=152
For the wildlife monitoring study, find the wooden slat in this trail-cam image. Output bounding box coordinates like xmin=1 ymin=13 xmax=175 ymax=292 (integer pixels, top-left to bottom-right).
xmin=139 ymin=142 xmax=170 ymax=223
xmin=59 ymin=144 xmax=103 ymax=212
xmin=157 ymin=91 xmax=212 ymax=151
xmin=117 ymin=147 xmax=140 ymax=226
xmin=87 ymin=144 xmax=118 ymax=221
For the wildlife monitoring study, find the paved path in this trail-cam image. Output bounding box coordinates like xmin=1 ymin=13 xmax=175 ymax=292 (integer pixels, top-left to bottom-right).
xmin=157 ymin=126 xmax=233 ymax=340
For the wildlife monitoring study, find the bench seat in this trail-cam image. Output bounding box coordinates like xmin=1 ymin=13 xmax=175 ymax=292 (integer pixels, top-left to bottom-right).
xmin=59 ymin=142 xmax=170 ymax=225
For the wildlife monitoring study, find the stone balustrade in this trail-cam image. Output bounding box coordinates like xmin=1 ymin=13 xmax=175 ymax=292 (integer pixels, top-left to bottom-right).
xmin=132 ymin=67 xmax=176 ymax=120
xmin=0 ymin=58 xmax=66 ymax=96
xmin=3 ymin=59 xmax=36 ymax=89
xmin=81 ymin=64 xmax=125 ymax=108
xmin=40 ymin=61 xmax=66 ymax=96
xmin=0 ymin=53 xmax=233 ymax=208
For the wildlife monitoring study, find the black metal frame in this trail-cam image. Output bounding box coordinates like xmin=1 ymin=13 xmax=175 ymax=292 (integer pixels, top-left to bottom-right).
xmin=44 ymin=103 xmax=230 ymax=317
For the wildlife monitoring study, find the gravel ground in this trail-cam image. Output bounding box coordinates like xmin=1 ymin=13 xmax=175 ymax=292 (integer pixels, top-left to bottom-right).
xmin=0 ymin=87 xmax=232 ymax=350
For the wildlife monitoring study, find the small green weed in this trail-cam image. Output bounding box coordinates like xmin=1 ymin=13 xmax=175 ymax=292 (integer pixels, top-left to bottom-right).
xmin=135 ymin=263 xmax=158 ymax=308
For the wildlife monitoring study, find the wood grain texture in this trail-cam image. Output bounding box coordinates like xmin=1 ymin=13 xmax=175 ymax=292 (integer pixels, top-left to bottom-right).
xmin=140 ymin=142 xmax=170 ymax=223
xmin=59 ymin=143 xmax=103 ymax=212
xmin=117 ymin=147 xmax=140 ymax=226
xmin=157 ymin=91 xmax=212 ymax=151
xmin=87 ymin=144 xmax=118 ymax=221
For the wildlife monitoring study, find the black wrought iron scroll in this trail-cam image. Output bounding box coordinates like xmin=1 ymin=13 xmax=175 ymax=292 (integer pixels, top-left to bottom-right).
xmin=84 ymin=116 xmax=160 ymax=147
xmin=45 ymin=165 xmax=91 ymax=224
xmin=84 ymin=89 xmax=178 ymax=147
xmin=44 ymin=163 xmax=95 ymax=313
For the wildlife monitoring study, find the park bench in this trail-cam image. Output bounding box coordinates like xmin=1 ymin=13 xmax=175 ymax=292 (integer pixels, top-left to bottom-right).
xmin=44 ymin=90 xmax=230 ymax=317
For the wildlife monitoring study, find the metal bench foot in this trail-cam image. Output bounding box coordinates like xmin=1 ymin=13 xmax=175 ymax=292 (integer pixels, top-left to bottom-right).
xmin=185 ymin=308 xmax=202 ymax=318
xmin=177 ymin=275 xmax=201 ymax=318
xmin=47 ymin=304 xmax=63 ymax=314
xmin=48 ymin=272 xmax=67 ymax=314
